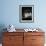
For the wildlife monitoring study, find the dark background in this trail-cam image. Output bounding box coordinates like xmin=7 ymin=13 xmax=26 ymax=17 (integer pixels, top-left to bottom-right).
xmin=22 ymin=7 xmax=32 ymax=20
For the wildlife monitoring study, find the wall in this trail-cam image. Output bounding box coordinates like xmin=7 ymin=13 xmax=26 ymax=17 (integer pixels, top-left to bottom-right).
xmin=0 ymin=0 xmax=46 ymax=29
xmin=0 ymin=0 xmax=46 ymax=44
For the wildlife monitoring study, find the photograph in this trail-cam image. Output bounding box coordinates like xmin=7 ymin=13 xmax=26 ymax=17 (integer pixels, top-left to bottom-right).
xmin=19 ymin=5 xmax=34 ymax=23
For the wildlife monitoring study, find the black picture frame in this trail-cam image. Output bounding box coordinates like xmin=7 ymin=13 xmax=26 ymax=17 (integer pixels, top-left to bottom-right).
xmin=19 ymin=5 xmax=34 ymax=23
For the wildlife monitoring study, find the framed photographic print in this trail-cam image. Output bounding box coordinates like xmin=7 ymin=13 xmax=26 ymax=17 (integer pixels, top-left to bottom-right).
xmin=19 ymin=5 xmax=34 ymax=23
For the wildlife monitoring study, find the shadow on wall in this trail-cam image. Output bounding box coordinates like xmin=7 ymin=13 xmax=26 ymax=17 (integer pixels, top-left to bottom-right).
xmin=0 ymin=24 xmax=7 ymax=43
